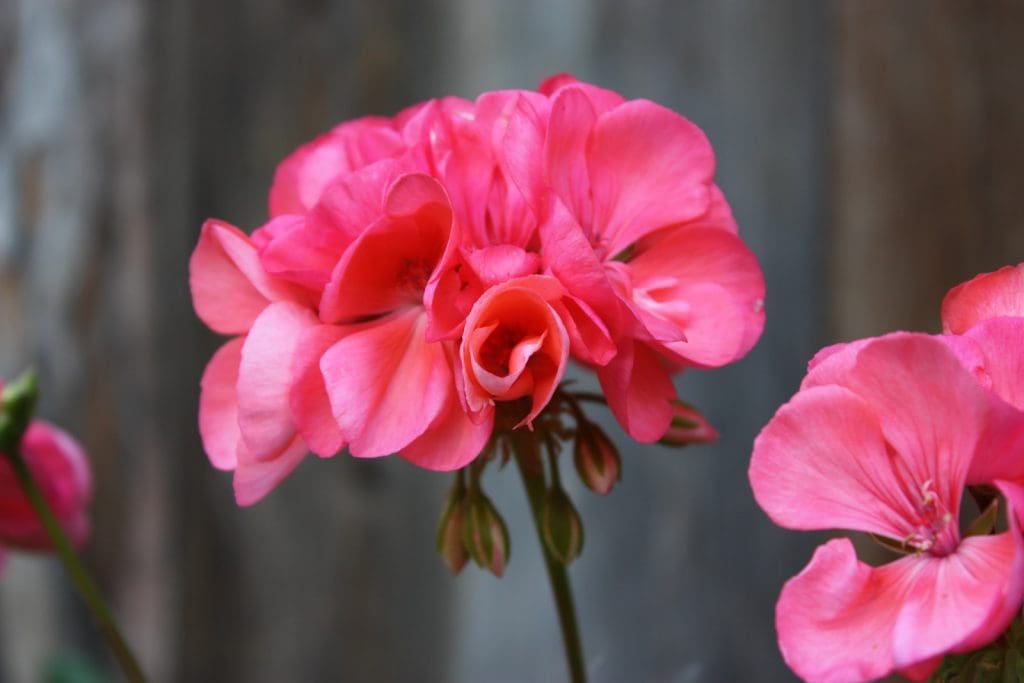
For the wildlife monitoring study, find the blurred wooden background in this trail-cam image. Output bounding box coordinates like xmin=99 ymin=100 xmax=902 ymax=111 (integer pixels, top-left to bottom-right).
xmin=0 ymin=1 xmax=1021 ymax=681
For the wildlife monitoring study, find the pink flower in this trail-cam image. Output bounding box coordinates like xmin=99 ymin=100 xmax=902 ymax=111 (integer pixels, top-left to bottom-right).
xmin=505 ymin=76 xmax=766 ymax=441
xmin=0 ymin=420 xmax=93 ymax=552
xmin=750 ymin=333 xmax=1024 ymax=682
xmin=460 ymin=275 xmax=570 ymax=426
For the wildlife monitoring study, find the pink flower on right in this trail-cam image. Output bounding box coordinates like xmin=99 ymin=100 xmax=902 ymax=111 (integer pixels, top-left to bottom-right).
xmin=750 ymin=262 xmax=1024 ymax=682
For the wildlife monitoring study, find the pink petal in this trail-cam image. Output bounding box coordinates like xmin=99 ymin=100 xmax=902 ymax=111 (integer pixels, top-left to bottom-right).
xmin=233 ymin=435 xmax=309 ymax=506
xmin=321 ymin=310 xmax=451 ymax=457
xmin=776 ymin=538 xmax=910 ymax=683
xmin=552 ymin=295 xmax=617 ymax=367
xmin=189 ymin=220 xmax=307 ymax=335
xmin=198 ymin=337 xmax=246 ymax=470
xmin=892 ymin=531 xmax=1024 ymax=668
xmin=587 ymin=100 xmax=715 ymax=256
xmin=318 ymin=179 xmax=452 ymax=324
xmin=463 ymin=245 xmax=541 ymax=288
xmin=537 ymin=72 xmax=578 ymax=95
xmin=630 ymin=226 xmax=766 ymax=368
xmin=941 ymin=263 xmax=1024 ymax=334
xmin=538 ymin=200 xmax=625 ymax=334
xmin=835 ymin=334 xmax=992 ymax=511
xmin=236 ymin=302 xmax=319 ymax=461
xmin=546 ymin=87 xmax=598 ymax=229
xmin=290 ymin=325 xmax=350 ymax=458
xmin=502 ymin=95 xmax=548 ymax=217
xmin=400 ymin=397 xmax=493 ymax=471
xmin=596 ymin=339 xmax=675 ymax=442
xmin=258 ymin=214 xmax=348 ymax=293
xmin=307 ymin=157 xmax=417 ymax=244
xmin=268 ymin=118 xmax=405 ymax=217
xmin=964 ymin=317 xmax=1024 ymax=410
xmin=750 ymin=384 xmax=924 ymax=538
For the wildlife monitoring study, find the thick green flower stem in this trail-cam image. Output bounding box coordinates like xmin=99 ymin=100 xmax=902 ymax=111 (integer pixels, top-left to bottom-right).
xmin=514 ymin=447 xmax=586 ymax=683
xmin=5 ymin=447 xmax=148 ymax=683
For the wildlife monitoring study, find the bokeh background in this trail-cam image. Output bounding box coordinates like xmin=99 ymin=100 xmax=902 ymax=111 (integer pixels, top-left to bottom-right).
xmin=1 ymin=1 xmax=1022 ymax=681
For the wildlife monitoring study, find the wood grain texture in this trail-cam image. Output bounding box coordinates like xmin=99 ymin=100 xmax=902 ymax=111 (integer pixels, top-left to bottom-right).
xmin=2 ymin=0 xmax=1021 ymax=681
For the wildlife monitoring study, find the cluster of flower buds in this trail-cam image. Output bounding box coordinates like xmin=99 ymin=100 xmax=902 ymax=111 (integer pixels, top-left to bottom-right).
xmin=436 ymin=386 xmax=715 ymax=576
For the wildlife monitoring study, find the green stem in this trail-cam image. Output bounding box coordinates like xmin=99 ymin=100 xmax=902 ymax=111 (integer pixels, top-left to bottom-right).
xmin=514 ymin=447 xmax=586 ymax=683
xmin=5 ymin=447 xmax=148 ymax=683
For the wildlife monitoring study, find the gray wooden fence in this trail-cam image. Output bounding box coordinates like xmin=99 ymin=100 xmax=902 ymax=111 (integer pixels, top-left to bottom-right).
xmin=0 ymin=1 xmax=1021 ymax=681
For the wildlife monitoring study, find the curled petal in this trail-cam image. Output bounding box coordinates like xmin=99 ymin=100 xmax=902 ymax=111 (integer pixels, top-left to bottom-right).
xmin=596 ymin=339 xmax=675 ymax=443
xmin=400 ymin=396 xmax=493 ymax=471
xmin=190 ymin=220 xmax=307 ymax=335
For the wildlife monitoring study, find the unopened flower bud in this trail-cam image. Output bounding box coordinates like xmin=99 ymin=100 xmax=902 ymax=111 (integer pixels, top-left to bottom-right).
xmin=462 ymin=492 xmax=510 ymax=577
xmin=660 ymin=400 xmax=718 ymax=447
xmin=573 ymin=423 xmax=621 ymax=496
xmin=541 ymin=487 xmax=584 ymax=565
xmin=0 ymin=370 xmax=38 ymax=451
xmin=436 ymin=478 xmax=469 ymax=575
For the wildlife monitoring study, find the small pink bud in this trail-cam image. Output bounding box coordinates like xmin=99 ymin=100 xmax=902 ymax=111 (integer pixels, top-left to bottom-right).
xmin=462 ymin=493 xmax=510 ymax=577
xmin=541 ymin=487 xmax=584 ymax=565
xmin=573 ymin=423 xmax=621 ymax=496
xmin=436 ymin=479 xmax=469 ymax=575
xmin=660 ymin=400 xmax=718 ymax=447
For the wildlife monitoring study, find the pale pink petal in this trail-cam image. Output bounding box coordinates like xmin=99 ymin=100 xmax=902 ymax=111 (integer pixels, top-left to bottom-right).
xmin=321 ymin=310 xmax=451 ymax=457
xmin=630 ymin=226 xmax=766 ymax=367
xmin=587 ymin=100 xmax=714 ymax=256
xmin=941 ymin=263 xmax=1024 ymax=334
xmin=596 ymin=339 xmax=675 ymax=442
xmin=892 ymin=531 xmax=1024 ymax=668
xmin=836 ymin=334 xmax=991 ymax=510
xmin=776 ymin=538 xmax=921 ymax=683
xmin=750 ymin=384 xmax=924 ymax=539
xmin=198 ymin=337 xmax=246 ymax=470
xmin=290 ymin=324 xmax=350 ymax=458
xmin=400 ymin=397 xmax=493 ymax=471
xmin=268 ymin=118 xmax=405 ymax=217
xmin=233 ymin=435 xmax=309 ymax=507
xmin=190 ymin=220 xmax=307 ymax=335
xmin=236 ymin=302 xmax=319 ymax=461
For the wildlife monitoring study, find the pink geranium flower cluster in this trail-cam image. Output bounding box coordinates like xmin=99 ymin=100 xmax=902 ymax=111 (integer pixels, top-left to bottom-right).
xmin=750 ymin=263 xmax=1024 ymax=682
xmin=0 ymin=378 xmax=92 ymax=574
xmin=190 ymin=74 xmax=766 ymax=505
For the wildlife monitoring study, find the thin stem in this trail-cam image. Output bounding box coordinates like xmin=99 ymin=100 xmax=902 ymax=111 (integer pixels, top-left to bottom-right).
xmin=513 ymin=445 xmax=586 ymax=683
xmin=5 ymin=447 xmax=148 ymax=683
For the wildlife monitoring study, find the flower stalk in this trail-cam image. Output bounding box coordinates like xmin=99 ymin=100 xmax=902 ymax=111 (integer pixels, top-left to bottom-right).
xmin=0 ymin=371 xmax=147 ymax=683
xmin=513 ymin=437 xmax=586 ymax=683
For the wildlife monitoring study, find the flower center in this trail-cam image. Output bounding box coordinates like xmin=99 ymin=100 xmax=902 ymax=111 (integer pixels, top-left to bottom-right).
xmin=396 ymin=258 xmax=432 ymax=294
xmin=478 ymin=325 xmax=521 ymax=376
xmin=903 ymin=480 xmax=957 ymax=556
